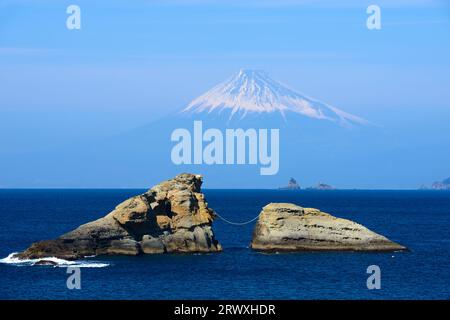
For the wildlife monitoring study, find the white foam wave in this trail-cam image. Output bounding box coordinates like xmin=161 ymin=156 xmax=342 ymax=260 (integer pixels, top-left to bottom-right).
xmin=0 ymin=252 xmax=109 ymax=268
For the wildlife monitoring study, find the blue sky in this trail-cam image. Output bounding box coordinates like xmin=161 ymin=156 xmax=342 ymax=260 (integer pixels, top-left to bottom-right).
xmin=1 ymin=0 xmax=450 ymax=188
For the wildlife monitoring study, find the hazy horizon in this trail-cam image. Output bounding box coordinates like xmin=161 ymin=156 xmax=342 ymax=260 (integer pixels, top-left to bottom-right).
xmin=1 ymin=0 xmax=450 ymax=188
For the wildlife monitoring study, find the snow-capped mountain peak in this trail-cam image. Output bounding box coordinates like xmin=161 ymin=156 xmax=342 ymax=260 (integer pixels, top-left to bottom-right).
xmin=183 ymin=69 xmax=368 ymax=125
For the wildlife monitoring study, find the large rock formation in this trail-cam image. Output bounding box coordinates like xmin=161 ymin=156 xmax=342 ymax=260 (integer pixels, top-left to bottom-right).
xmin=15 ymin=173 xmax=222 ymax=260
xmin=251 ymin=203 xmax=406 ymax=252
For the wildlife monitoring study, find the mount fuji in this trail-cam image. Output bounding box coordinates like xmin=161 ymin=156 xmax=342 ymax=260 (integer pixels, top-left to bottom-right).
xmin=2 ymin=69 xmax=381 ymax=188
xmin=183 ymin=69 xmax=368 ymax=126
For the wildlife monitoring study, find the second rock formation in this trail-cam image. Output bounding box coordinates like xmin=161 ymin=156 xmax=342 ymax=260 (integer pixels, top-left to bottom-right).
xmin=251 ymin=203 xmax=406 ymax=252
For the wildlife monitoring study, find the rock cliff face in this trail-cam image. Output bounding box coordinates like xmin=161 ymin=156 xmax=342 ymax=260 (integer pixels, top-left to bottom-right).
xmin=251 ymin=203 xmax=406 ymax=252
xmin=15 ymin=174 xmax=222 ymax=260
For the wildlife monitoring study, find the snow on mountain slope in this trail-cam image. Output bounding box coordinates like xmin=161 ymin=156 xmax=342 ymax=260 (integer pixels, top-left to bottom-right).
xmin=183 ymin=69 xmax=368 ymax=126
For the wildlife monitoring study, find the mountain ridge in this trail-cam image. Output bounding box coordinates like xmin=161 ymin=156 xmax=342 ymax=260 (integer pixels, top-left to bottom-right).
xmin=183 ymin=69 xmax=369 ymax=126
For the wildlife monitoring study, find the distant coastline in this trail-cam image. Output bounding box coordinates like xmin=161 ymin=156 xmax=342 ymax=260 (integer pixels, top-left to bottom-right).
xmin=279 ymin=177 xmax=335 ymax=190
xmin=420 ymin=177 xmax=450 ymax=190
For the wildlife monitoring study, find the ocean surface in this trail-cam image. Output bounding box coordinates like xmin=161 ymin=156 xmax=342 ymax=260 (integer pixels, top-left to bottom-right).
xmin=0 ymin=189 xmax=449 ymax=300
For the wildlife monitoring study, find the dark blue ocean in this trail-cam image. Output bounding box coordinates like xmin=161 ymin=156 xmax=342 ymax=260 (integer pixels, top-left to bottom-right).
xmin=0 ymin=189 xmax=449 ymax=300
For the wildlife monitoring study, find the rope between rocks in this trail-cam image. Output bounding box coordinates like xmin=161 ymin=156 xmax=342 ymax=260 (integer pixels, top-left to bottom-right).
xmin=213 ymin=211 xmax=260 ymax=226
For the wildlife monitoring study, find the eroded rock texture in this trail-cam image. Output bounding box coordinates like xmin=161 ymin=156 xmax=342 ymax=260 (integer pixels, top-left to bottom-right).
xmin=251 ymin=203 xmax=406 ymax=252
xmin=16 ymin=174 xmax=222 ymax=260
